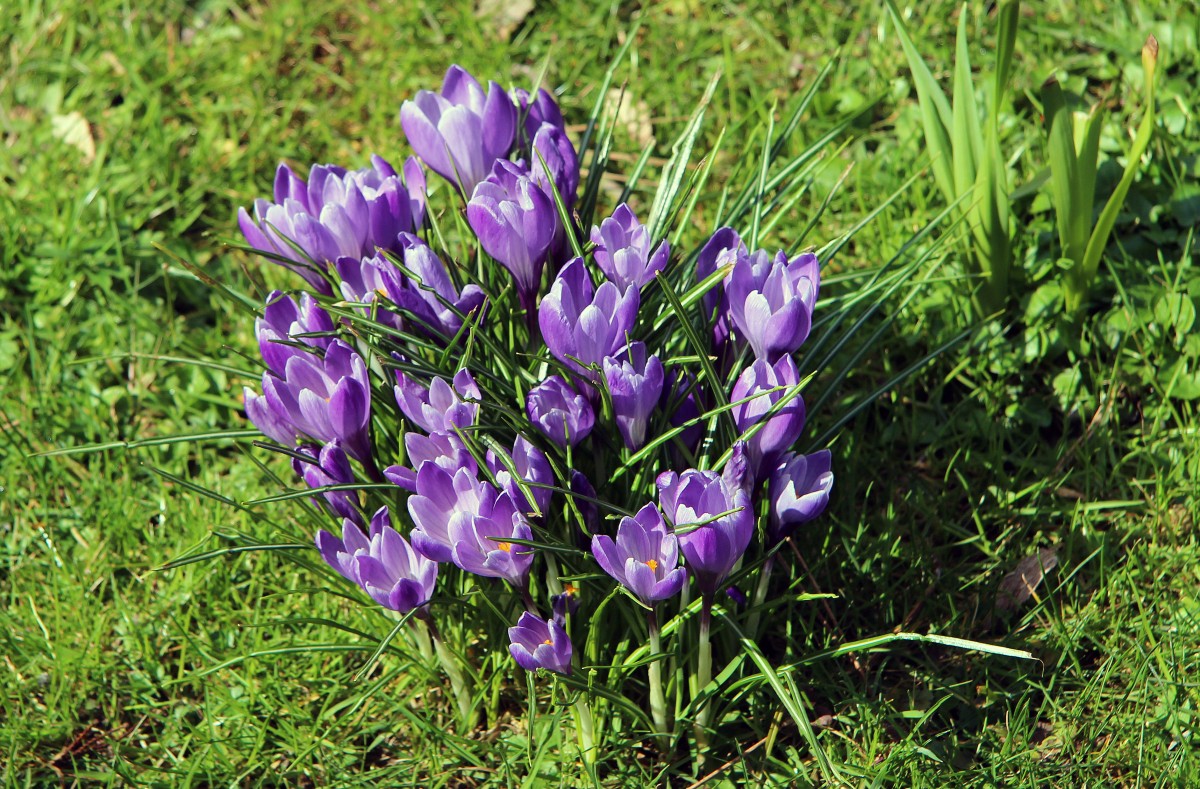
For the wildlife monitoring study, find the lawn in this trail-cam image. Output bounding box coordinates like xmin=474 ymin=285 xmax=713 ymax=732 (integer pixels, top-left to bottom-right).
xmin=2 ymin=0 xmax=1198 ymax=785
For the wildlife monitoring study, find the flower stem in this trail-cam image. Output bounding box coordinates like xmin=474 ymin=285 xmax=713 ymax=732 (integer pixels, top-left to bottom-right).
xmin=519 ymin=576 xmax=538 ymax=613
xmin=407 ymin=616 xmax=435 ymax=663
xmin=647 ymin=608 xmax=672 ymax=752
xmin=745 ymin=552 xmax=776 ymax=636
xmin=693 ymin=593 xmax=714 ymax=766
xmin=545 ymin=554 xmax=563 ymax=598
xmin=573 ymin=694 xmax=596 ymax=766
xmin=421 ymin=613 xmax=477 ymax=731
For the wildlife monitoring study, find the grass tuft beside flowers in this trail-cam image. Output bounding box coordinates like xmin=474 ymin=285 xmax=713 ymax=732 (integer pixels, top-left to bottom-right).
xmin=237 ymin=63 xmax=834 ymax=765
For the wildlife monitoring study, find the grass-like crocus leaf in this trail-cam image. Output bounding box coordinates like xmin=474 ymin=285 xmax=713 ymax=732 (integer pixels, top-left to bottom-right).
xmin=646 ymin=70 xmax=721 ymax=242
xmin=1049 ymin=35 xmax=1159 ymax=314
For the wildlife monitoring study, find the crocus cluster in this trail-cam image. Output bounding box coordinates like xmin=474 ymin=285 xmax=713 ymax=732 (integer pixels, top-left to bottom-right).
xmin=238 ymin=63 xmax=835 ymax=732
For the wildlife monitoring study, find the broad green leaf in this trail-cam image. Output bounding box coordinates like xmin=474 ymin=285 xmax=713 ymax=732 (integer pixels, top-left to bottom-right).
xmin=1043 ymin=78 xmax=1080 ymax=258
xmin=992 ymin=0 xmax=1021 ymax=112
xmin=885 ymin=0 xmax=956 ymax=205
xmin=951 ymin=6 xmax=982 ymax=202
xmin=1070 ymin=35 xmax=1159 ymax=314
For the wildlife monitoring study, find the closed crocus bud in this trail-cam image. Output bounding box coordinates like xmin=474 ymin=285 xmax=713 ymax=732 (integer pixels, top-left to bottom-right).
xmin=467 ymin=160 xmax=556 ymax=315
xmin=539 ymin=258 xmax=640 ymax=383
xmin=695 ymin=227 xmax=746 ymax=350
xmin=591 ymin=503 xmax=688 ymax=605
xmin=526 ymin=375 xmax=595 ymax=448
xmin=726 ymin=248 xmax=819 ymax=361
xmin=316 ymin=507 xmax=438 ymax=614
xmin=590 ymin=204 xmax=669 ymax=293
xmin=529 ymin=123 xmax=579 ymax=212
xmin=568 ymin=469 xmax=600 ymax=537
xmin=487 ymin=435 xmax=553 ymax=516
xmin=512 ymin=86 xmax=567 ymax=148
xmin=244 ymin=386 xmax=299 ymax=446
xmin=448 ymin=489 xmax=535 ymax=586
xmin=603 ymin=342 xmax=664 ymax=451
xmin=400 ymin=65 xmax=517 ymax=195
xmin=730 ymin=356 xmax=806 ymax=478
xmin=384 ymin=430 xmax=479 ymax=492
xmin=768 ymin=449 xmax=833 ymax=545
xmin=508 ymin=611 xmax=572 ymax=675
xmin=256 ymin=290 xmax=335 ymax=376
xmin=238 ymin=156 xmax=425 ymax=293
xmin=407 ymin=464 xmax=492 ymax=563
xmin=259 ymin=339 xmax=373 ymax=463
xmin=394 ymin=368 xmax=481 ymax=434
xmin=293 ymin=442 xmax=363 ymax=525
xmin=392 ymin=233 xmax=486 ymax=338
xmin=335 ymin=252 xmax=407 ymax=332
xmin=656 ymin=463 xmax=754 ymax=595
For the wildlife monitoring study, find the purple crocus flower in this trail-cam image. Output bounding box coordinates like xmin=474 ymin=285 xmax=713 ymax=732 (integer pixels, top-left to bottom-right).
xmin=526 ymin=375 xmax=595 ymax=448
xmin=334 ymin=252 xmax=406 ymax=332
xmin=592 ymin=503 xmax=688 ymax=605
xmin=695 ymin=227 xmax=746 ymax=351
xmin=568 ymin=469 xmax=600 ymax=536
xmin=550 ymin=586 xmax=580 ymax=627
xmin=529 ymin=123 xmax=579 ymax=212
xmin=590 ymin=204 xmax=669 ymax=293
xmin=238 ymin=156 xmax=426 ymax=293
xmin=293 ymin=442 xmax=362 ymax=525
xmin=316 ymin=507 xmax=438 ymax=614
xmin=392 ymin=233 xmax=486 ymax=337
xmin=394 ymin=368 xmax=480 ymax=434
xmin=244 ymin=387 xmax=299 ymax=445
xmin=726 ymin=248 xmax=819 ymax=361
xmin=730 ymin=356 xmax=806 ymax=477
xmin=487 ymin=435 xmax=553 ymax=516
xmin=656 ymin=451 xmax=754 ymax=594
xmin=539 ymin=258 xmax=640 ymax=382
xmin=256 ymin=290 xmax=335 ymax=376
xmin=467 ymin=159 xmax=556 ymax=315
xmin=768 ymin=449 xmax=833 ymax=545
xmin=384 ymin=431 xmax=479 ymax=492
xmin=407 ymin=464 xmax=491 ymax=563
xmin=400 ymin=65 xmax=517 ymax=195
xmin=448 ymin=489 xmax=534 ymax=586
xmin=258 ymin=339 xmax=372 ymax=462
xmin=603 ymin=342 xmax=664 ymax=451
xmin=508 ymin=611 xmax=572 ymax=675
xmin=512 ymin=86 xmax=567 ymax=147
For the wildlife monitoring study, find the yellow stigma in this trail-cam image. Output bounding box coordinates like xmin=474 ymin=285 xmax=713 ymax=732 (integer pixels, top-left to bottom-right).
xmin=376 ymin=287 xmax=389 ymax=299
xmin=564 ymin=583 xmax=578 ymax=595
xmin=646 ymin=559 xmax=659 ymax=571
xmin=542 ymin=638 xmax=553 ymax=646
xmin=497 ymin=542 xmax=512 ymax=553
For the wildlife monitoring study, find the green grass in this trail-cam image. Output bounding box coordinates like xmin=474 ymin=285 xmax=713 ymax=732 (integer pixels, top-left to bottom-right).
xmin=2 ymin=0 xmax=1199 ymax=784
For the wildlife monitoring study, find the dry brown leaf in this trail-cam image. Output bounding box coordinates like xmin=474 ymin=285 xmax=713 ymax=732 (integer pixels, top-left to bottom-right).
xmin=604 ymin=88 xmax=654 ymax=148
xmin=475 ymin=0 xmax=535 ymax=41
xmin=996 ymin=547 xmax=1058 ymax=612
xmin=51 ymin=111 xmax=95 ymax=162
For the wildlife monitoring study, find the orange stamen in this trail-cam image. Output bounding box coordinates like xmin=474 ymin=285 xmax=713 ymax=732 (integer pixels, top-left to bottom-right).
xmin=497 ymin=542 xmax=512 ymax=553
xmin=646 ymin=559 xmax=659 ymax=571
